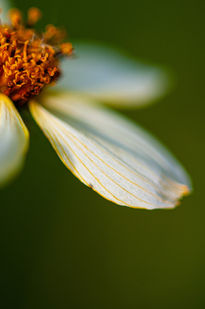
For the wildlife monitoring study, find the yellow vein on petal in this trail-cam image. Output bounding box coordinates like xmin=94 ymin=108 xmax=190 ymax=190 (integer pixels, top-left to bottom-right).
xmin=41 ymin=106 xmax=177 ymax=208
xmin=47 ymin=110 xmax=184 ymax=205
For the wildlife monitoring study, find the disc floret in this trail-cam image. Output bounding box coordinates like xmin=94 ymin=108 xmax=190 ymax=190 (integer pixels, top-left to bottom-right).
xmin=0 ymin=8 xmax=72 ymax=105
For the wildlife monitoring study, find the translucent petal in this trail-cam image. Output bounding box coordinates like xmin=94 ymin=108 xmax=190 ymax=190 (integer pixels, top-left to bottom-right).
xmin=0 ymin=94 xmax=29 ymax=186
xmin=29 ymin=92 xmax=191 ymax=209
xmin=56 ymin=42 xmax=170 ymax=108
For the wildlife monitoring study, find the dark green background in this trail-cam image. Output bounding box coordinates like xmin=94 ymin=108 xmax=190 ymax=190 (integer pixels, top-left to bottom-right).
xmin=1 ymin=0 xmax=205 ymax=308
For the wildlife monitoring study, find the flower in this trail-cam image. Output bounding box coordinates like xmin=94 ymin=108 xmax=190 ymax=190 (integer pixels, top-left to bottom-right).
xmin=0 ymin=4 xmax=191 ymax=209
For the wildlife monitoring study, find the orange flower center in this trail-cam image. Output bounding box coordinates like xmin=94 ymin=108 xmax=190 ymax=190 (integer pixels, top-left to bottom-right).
xmin=0 ymin=7 xmax=73 ymax=105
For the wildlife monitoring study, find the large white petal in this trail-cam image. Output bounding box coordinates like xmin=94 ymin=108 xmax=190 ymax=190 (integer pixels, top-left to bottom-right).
xmin=56 ymin=42 xmax=170 ymax=108
xmin=0 ymin=94 xmax=29 ymax=186
xmin=29 ymin=92 xmax=191 ymax=209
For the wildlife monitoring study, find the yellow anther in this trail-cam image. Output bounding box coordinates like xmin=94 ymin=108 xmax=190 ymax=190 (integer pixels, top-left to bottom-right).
xmin=27 ymin=7 xmax=42 ymax=26
xmin=60 ymin=42 xmax=73 ymax=56
xmin=8 ymin=9 xmax=22 ymax=27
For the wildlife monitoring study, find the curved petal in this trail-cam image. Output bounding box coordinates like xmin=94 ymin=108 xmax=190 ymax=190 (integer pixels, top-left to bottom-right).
xmin=0 ymin=94 xmax=29 ymax=186
xmin=56 ymin=42 xmax=170 ymax=108
xmin=29 ymin=92 xmax=191 ymax=209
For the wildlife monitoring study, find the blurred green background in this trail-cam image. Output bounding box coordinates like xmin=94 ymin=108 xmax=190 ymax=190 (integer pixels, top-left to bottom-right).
xmin=1 ymin=0 xmax=205 ymax=308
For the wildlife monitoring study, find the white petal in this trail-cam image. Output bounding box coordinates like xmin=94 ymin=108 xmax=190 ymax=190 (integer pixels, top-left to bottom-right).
xmin=0 ymin=0 xmax=11 ymax=22
xmin=56 ymin=42 xmax=170 ymax=108
xmin=29 ymin=93 xmax=191 ymax=209
xmin=0 ymin=94 xmax=29 ymax=186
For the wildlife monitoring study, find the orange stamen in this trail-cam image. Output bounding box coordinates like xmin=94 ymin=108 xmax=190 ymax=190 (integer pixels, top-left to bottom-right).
xmin=0 ymin=8 xmax=73 ymax=105
xmin=27 ymin=7 xmax=42 ymax=26
xmin=8 ymin=9 xmax=22 ymax=27
xmin=60 ymin=43 xmax=73 ymax=56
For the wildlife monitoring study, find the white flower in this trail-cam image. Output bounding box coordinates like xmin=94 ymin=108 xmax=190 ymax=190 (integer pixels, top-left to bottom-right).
xmin=0 ymin=2 xmax=191 ymax=209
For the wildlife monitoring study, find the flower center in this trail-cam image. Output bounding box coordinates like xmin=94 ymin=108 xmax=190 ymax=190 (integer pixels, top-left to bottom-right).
xmin=0 ymin=7 xmax=72 ymax=105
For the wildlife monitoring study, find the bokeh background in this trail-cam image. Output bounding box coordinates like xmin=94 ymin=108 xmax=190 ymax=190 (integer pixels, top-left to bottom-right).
xmin=1 ymin=0 xmax=205 ymax=308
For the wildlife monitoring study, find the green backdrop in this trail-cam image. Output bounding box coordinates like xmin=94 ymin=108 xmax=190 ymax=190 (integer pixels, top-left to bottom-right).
xmin=1 ymin=0 xmax=205 ymax=308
